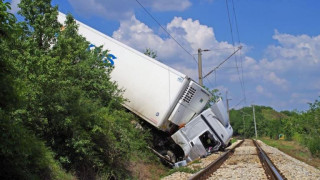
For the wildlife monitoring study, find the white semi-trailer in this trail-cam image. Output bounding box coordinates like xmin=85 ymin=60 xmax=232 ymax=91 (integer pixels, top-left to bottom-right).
xmin=58 ymin=12 xmax=233 ymax=165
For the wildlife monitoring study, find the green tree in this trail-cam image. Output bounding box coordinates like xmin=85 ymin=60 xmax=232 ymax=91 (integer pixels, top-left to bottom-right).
xmin=144 ymin=48 xmax=157 ymax=59
xmin=19 ymin=0 xmax=60 ymax=50
xmin=304 ymin=97 xmax=320 ymax=156
xmin=14 ymin=0 xmax=150 ymax=178
xmin=47 ymin=15 xmax=149 ymax=178
xmin=1 ymin=0 xmax=154 ymax=178
xmin=230 ymin=100 xmax=320 ymax=157
xmin=203 ymin=87 xmax=222 ymax=109
xmin=0 ymin=1 xmax=72 ymax=179
xmin=0 ymin=0 xmax=18 ymax=109
xmin=230 ymin=107 xmax=255 ymax=138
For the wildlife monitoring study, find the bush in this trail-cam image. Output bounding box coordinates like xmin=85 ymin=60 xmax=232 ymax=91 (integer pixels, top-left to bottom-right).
xmin=307 ymin=136 xmax=320 ymax=157
xmin=0 ymin=110 xmax=73 ymax=179
xmin=292 ymin=132 xmax=303 ymax=143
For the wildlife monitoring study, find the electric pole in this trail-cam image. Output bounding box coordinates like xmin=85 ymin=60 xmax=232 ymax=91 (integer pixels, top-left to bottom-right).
xmin=252 ymin=104 xmax=257 ymax=139
xmin=198 ymin=48 xmax=203 ymax=86
xmin=198 ymin=48 xmax=210 ymax=86
xmin=226 ymin=91 xmax=232 ymax=119
xmin=242 ymin=115 xmax=245 ymax=138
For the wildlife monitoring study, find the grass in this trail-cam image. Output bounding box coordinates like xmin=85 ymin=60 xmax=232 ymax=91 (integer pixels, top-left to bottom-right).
xmin=127 ymin=159 xmax=168 ymax=180
xmin=191 ymin=159 xmax=201 ymax=164
xmin=259 ymin=137 xmax=320 ymax=169
xmin=159 ymin=159 xmax=203 ymax=178
xmin=230 ymin=138 xmax=238 ymax=144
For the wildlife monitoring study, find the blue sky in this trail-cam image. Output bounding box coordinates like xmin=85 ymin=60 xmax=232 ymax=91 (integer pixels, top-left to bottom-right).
xmin=9 ymin=0 xmax=320 ymax=111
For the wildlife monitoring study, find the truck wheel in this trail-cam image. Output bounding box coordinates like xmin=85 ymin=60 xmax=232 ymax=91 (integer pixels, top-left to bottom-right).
xmin=219 ymin=145 xmax=226 ymax=151
xmin=227 ymin=142 xmax=231 ymax=147
xmin=161 ymin=150 xmax=177 ymax=163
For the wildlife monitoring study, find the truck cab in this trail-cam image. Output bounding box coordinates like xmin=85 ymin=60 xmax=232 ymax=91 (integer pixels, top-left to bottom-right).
xmin=171 ymin=99 xmax=233 ymax=162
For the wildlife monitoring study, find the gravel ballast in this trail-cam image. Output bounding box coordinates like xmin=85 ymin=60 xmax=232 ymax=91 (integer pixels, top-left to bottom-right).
xmin=162 ymin=139 xmax=320 ymax=180
xmin=257 ymin=140 xmax=320 ymax=180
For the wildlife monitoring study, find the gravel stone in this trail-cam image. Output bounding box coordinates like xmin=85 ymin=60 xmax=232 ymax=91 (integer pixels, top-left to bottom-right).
xmin=257 ymin=140 xmax=320 ymax=180
xmin=208 ymin=139 xmax=267 ymax=180
xmin=161 ymin=172 xmax=192 ymax=180
xmin=162 ymin=139 xmax=320 ymax=180
xmin=161 ymin=140 xmax=243 ymax=180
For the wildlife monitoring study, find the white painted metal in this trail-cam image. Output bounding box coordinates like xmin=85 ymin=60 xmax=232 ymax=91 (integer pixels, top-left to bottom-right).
xmin=169 ymin=81 xmax=210 ymax=126
xmin=211 ymin=98 xmax=230 ymax=127
xmin=171 ymin=102 xmax=233 ymax=162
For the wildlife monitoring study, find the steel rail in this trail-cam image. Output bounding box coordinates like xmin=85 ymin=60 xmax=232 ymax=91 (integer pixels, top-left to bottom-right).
xmin=188 ymin=139 xmax=244 ymax=180
xmin=253 ymin=139 xmax=287 ymax=180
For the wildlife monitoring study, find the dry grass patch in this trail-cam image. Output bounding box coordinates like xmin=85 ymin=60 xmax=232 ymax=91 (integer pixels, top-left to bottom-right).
xmin=126 ymin=160 xmax=168 ymax=180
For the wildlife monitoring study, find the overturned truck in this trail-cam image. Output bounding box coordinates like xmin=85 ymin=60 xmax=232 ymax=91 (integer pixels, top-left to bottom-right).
xmin=58 ymin=12 xmax=233 ymax=166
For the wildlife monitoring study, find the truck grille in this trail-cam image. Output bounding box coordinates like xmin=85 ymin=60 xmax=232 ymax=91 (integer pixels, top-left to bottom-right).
xmin=182 ymin=86 xmax=196 ymax=104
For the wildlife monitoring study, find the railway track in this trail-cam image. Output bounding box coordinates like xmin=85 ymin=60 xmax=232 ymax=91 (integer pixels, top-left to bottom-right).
xmin=188 ymin=139 xmax=286 ymax=180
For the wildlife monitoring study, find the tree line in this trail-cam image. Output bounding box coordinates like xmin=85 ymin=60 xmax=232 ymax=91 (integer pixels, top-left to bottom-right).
xmin=230 ymin=98 xmax=320 ymax=157
xmin=1 ymin=0 xmax=151 ymax=179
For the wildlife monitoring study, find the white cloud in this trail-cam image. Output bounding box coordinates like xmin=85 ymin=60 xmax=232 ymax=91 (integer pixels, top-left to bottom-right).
xmin=112 ymin=15 xmax=238 ymax=81
xmin=238 ymin=31 xmax=320 ymax=92
xmin=67 ymin=0 xmax=191 ymax=20
xmin=68 ymin=0 xmax=135 ymax=20
xmin=267 ymin=30 xmax=320 ymax=68
xmin=167 ymin=17 xmax=216 ymax=50
xmin=291 ymin=92 xmax=306 ymax=99
xmin=256 ymin=85 xmax=273 ymax=98
xmin=238 ymin=30 xmax=320 ymax=110
xmin=8 ymin=0 xmax=20 ymax=13
xmin=289 ymin=93 xmax=314 ymax=107
xmin=312 ymin=81 xmax=320 ymax=90
xmin=112 ymin=15 xmax=183 ymax=62
xmin=256 ymin=85 xmax=264 ymax=93
xmin=232 ymin=56 xmax=289 ymax=90
xmin=151 ymin=0 xmax=191 ymax=11
xmin=264 ymin=72 xmax=288 ymax=89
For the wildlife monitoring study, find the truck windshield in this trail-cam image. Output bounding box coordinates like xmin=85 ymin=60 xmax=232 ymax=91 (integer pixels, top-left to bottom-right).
xmin=199 ymin=131 xmax=216 ymax=152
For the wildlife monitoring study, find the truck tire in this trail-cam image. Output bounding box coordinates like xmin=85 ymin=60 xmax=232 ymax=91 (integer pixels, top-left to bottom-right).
xmin=160 ymin=150 xmax=177 ymax=163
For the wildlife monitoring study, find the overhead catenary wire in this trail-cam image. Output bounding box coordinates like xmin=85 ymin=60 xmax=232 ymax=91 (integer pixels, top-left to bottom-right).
xmin=231 ymin=0 xmax=247 ymax=104
xmin=134 ymin=0 xmax=198 ymax=64
xmin=199 ymin=47 xmax=237 ymax=51
xmin=230 ymin=98 xmax=246 ymax=109
xmin=204 ymin=78 xmax=215 ymax=89
xmin=226 ymin=0 xmax=242 ymax=87
xmin=225 ymin=0 xmax=247 ymax=107
xmin=214 ymin=70 xmax=217 ymax=87
xmin=231 ymin=0 xmax=241 ymax=44
xmin=204 ymin=71 xmax=216 ymax=88
xmin=225 ymin=0 xmax=236 ymax=48
xmin=203 ymin=45 xmax=242 ymax=79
